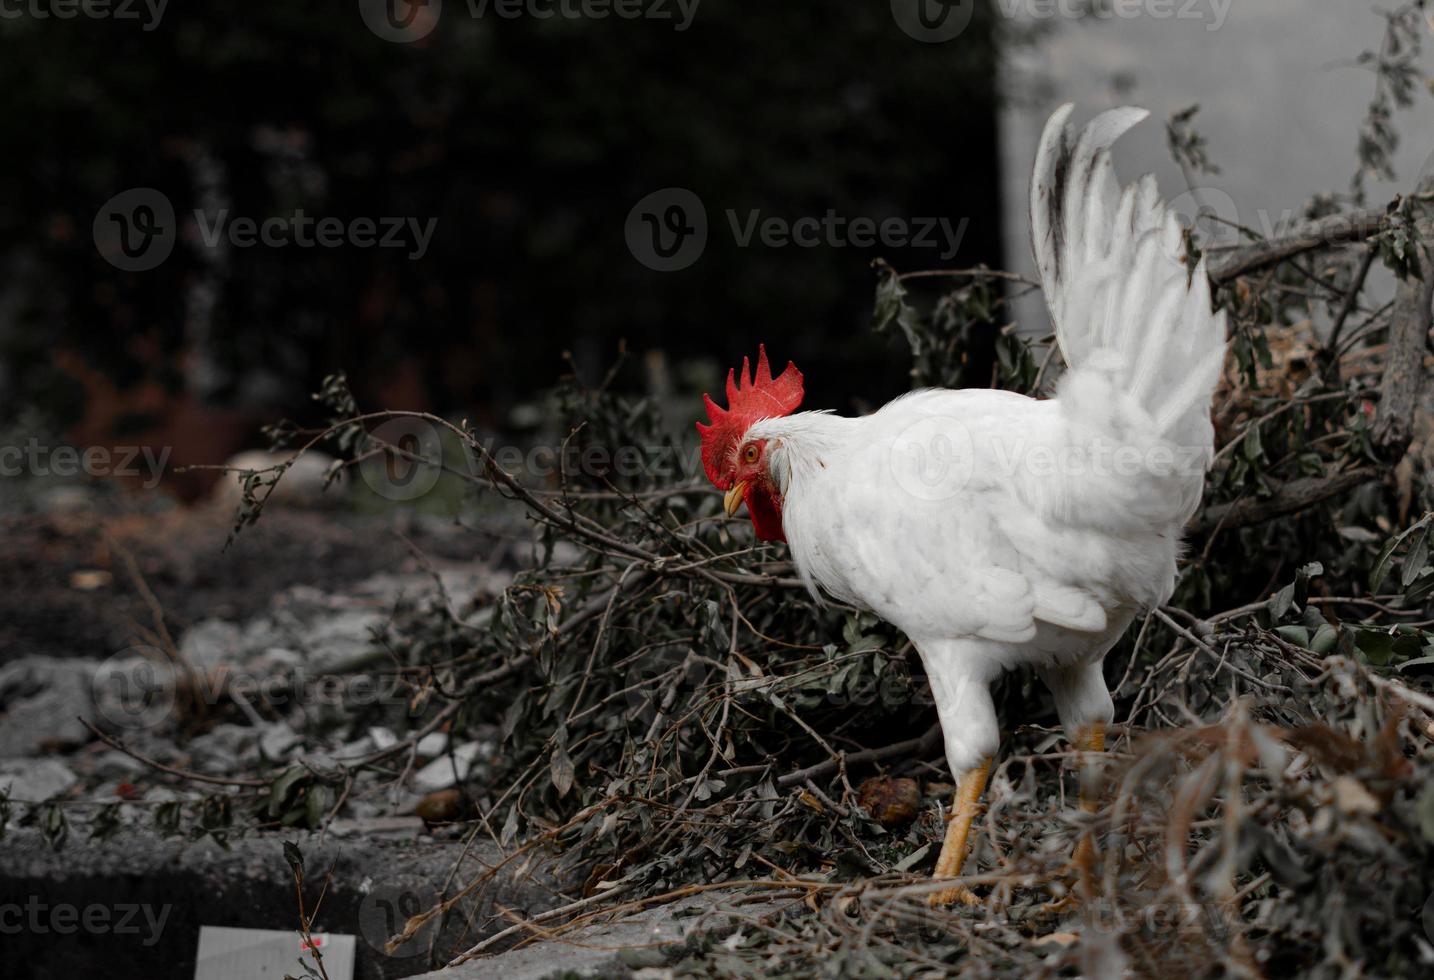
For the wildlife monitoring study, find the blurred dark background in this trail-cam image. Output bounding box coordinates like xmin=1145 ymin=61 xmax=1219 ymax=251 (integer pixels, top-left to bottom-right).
xmin=0 ymin=2 xmax=1004 ymax=497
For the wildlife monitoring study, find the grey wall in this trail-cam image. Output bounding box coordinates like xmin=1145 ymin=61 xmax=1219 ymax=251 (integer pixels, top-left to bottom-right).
xmin=998 ymin=1 xmax=1434 ymax=341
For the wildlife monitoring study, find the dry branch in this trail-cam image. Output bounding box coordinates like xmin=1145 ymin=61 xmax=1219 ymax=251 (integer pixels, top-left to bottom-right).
xmin=775 ymin=724 xmax=942 ymax=789
xmin=1191 ymin=469 xmax=1380 ymax=535
xmin=1208 ymin=207 xmax=1387 ymax=283
xmin=1372 ymin=177 xmax=1434 ymax=454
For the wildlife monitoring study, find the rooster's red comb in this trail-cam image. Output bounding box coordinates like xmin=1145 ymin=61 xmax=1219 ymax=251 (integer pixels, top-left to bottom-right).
xmin=696 ymin=345 xmax=804 ymax=489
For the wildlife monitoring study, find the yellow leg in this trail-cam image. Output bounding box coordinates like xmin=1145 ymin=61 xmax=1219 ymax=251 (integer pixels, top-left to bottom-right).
xmin=929 ymin=758 xmax=991 ymax=907
xmin=1040 ymin=722 xmax=1107 ymax=915
xmin=1068 ymin=721 xmax=1106 ymax=901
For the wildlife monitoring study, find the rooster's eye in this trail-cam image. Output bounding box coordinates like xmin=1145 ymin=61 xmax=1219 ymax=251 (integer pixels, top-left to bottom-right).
xmin=743 ymin=444 xmax=759 ymax=464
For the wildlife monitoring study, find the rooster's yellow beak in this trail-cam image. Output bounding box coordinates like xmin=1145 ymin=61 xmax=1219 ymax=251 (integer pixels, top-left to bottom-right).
xmin=723 ymin=482 xmax=748 ymax=517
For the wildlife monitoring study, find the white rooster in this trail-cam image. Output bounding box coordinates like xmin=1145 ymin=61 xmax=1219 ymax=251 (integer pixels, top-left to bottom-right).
xmin=697 ymin=105 xmax=1228 ymax=905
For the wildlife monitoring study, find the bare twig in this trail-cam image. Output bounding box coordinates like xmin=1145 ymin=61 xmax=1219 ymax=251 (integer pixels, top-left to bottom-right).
xmin=1372 ymin=178 xmax=1434 ymax=454
xmin=776 ymin=724 xmax=941 ymax=788
xmin=1191 ymin=469 xmax=1379 ymax=535
xmin=80 ymin=720 xmax=267 ymax=788
xmin=1208 ymin=207 xmax=1387 ymax=283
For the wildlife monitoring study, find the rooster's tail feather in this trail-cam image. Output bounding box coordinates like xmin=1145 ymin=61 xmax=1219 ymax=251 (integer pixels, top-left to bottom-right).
xmin=1030 ymin=104 xmax=1227 ymax=461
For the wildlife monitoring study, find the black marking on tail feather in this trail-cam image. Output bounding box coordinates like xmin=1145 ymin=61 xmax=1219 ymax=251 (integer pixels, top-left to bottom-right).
xmin=1045 ymin=128 xmax=1075 ymax=287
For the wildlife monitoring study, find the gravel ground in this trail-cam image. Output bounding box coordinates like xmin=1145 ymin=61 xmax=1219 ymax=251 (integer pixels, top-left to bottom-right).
xmin=0 ymin=483 xmax=511 ymax=667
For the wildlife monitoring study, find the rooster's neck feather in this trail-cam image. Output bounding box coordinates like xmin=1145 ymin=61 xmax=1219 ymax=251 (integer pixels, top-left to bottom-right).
xmin=746 ymin=411 xmax=853 ymax=494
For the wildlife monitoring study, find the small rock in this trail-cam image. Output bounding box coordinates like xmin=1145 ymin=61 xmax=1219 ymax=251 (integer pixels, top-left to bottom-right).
xmin=37 ymin=485 xmax=97 ymax=514
xmin=0 ymin=758 xmax=78 ymax=802
xmin=69 ymin=569 xmax=112 ymax=591
xmin=368 ymin=727 xmax=398 ymax=751
xmin=238 ymin=617 xmax=290 ymax=656
xmin=244 ymin=646 xmax=304 ymax=675
xmin=1333 ymin=775 xmax=1381 ymax=815
xmin=90 ymin=750 xmax=148 ymax=778
xmin=413 ymin=742 xmax=489 ymax=792
xmin=328 ymin=815 xmax=425 ymax=837
xmin=343 ymin=799 xmax=387 ymax=821
xmin=302 ymin=609 xmax=385 ymax=670
xmin=179 ymin=619 xmax=244 ymax=670
xmin=333 ymin=735 xmax=374 ymax=761
xmin=415 ymin=732 xmax=448 ymax=757
xmin=259 ymin=723 xmax=301 ymax=761
xmin=0 ymin=657 xmax=95 ymax=755
xmin=300 ymin=751 xmax=340 ymax=771
xmin=856 ymin=776 xmax=920 ymax=827
xmin=186 ymin=723 xmax=255 ymax=770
